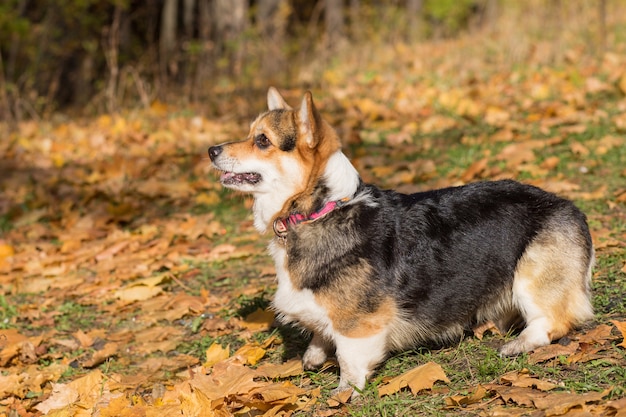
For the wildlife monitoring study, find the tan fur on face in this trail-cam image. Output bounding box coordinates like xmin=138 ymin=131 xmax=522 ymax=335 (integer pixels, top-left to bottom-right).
xmin=223 ymin=92 xmax=343 ymax=221
xmin=276 ymin=92 xmax=342 ymax=218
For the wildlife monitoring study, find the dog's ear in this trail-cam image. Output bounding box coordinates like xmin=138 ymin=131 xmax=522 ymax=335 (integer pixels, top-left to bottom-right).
xmin=267 ymin=87 xmax=292 ymax=110
xmin=298 ymin=91 xmax=322 ymax=148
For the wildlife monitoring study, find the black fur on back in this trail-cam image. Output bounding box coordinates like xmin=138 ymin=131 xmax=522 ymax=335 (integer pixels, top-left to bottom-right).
xmin=284 ymin=179 xmax=592 ymax=340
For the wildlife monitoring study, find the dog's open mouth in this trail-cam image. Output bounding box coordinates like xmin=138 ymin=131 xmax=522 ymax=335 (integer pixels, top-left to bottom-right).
xmin=220 ymin=171 xmax=262 ymax=185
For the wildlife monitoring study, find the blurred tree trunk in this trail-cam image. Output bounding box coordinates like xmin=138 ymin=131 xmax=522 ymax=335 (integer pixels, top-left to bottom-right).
xmin=160 ymin=0 xmax=178 ymax=88
xmin=325 ymin=0 xmax=345 ymax=50
xmin=182 ymin=0 xmax=196 ymax=98
xmin=192 ymin=0 xmax=212 ymax=102
xmin=183 ymin=0 xmax=195 ymax=38
xmin=214 ymin=0 xmax=248 ymax=77
xmin=598 ymin=0 xmax=606 ymax=55
xmin=484 ymin=0 xmax=498 ymax=32
xmin=104 ymin=5 xmax=122 ymax=113
xmin=349 ymin=0 xmax=361 ymax=39
xmin=257 ymin=0 xmax=289 ymax=81
xmin=0 ymin=52 xmax=14 ymax=127
xmin=406 ymin=0 xmax=423 ymax=41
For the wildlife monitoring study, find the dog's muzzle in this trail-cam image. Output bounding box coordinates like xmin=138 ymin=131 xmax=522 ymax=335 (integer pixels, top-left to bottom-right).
xmin=208 ymin=145 xmax=222 ymax=161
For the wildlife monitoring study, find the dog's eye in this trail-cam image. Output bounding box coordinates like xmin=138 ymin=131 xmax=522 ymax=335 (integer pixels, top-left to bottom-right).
xmin=254 ymin=134 xmax=271 ymax=149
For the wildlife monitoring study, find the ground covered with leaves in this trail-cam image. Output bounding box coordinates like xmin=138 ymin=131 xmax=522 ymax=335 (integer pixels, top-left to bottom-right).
xmin=2 ymin=38 xmax=626 ymax=416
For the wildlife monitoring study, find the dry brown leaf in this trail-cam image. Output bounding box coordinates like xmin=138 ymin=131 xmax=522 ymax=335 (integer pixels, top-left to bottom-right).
xmin=204 ymin=342 xmax=230 ymax=368
xmin=605 ymin=396 xmax=626 ymax=416
xmin=445 ymin=385 xmax=488 ymax=408
xmin=241 ymin=308 xmax=275 ymax=332
xmin=473 ymin=320 xmax=501 ymax=340
xmin=569 ymin=141 xmax=590 ymax=157
xmin=567 ymin=343 xmax=605 ymax=364
xmin=35 ymin=370 xmax=105 ymax=414
xmin=73 ymin=329 xmax=94 ymax=348
xmin=327 ymin=388 xmax=353 ymax=407
xmin=0 ymin=374 xmax=25 ymax=399
xmin=577 ymin=323 xmax=615 ymax=344
xmin=461 ymin=158 xmax=489 ymax=183
xmin=484 ymin=106 xmax=510 ymax=126
xmin=234 ymin=344 xmax=266 ymax=366
xmin=246 ymin=380 xmax=309 ymax=404
xmin=484 ymin=405 xmax=532 ymax=416
xmin=500 ymin=370 xmax=557 ymax=391
xmin=496 ymin=143 xmax=536 ymax=168
xmin=484 ymin=384 xmax=549 ymax=407
xmin=420 ymin=115 xmax=458 ymax=133
xmin=114 ymin=285 xmax=163 ymax=302
xmin=188 ymin=362 xmax=263 ymax=401
xmin=83 ymin=342 xmax=119 ymax=368
xmin=256 ymin=359 xmax=303 ymax=379
xmin=533 ymin=388 xmax=611 ymax=415
xmin=540 ymin=156 xmax=560 ymax=170
xmin=378 ymin=361 xmax=449 ymax=397
xmin=528 ymin=341 xmax=580 ymax=364
xmin=611 ymin=320 xmax=626 ymax=349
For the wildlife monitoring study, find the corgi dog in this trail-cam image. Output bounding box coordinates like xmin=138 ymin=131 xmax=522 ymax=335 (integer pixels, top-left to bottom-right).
xmin=208 ymin=87 xmax=594 ymax=395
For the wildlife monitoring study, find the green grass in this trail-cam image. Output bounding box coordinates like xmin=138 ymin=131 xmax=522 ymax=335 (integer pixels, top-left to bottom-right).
xmin=53 ymin=301 xmax=101 ymax=332
xmin=0 ymin=294 xmax=17 ymax=328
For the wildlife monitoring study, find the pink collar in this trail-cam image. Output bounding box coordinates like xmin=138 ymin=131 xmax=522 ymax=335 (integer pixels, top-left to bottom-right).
xmin=273 ymin=198 xmax=348 ymax=241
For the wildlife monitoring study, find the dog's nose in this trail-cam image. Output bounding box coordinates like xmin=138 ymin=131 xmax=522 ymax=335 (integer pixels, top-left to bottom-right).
xmin=208 ymin=145 xmax=222 ymax=161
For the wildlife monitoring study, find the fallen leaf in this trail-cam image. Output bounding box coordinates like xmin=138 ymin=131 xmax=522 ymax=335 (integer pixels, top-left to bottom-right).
xmin=83 ymin=342 xmax=119 ymax=368
xmin=327 ymin=387 xmax=353 ymax=407
xmin=461 ymin=158 xmax=489 ymax=182
xmin=378 ymin=361 xmax=449 ymax=397
xmin=528 ymin=341 xmax=580 ymax=364
xmin=445 ymin=385 xmax=488 ymax=408
xmin=204 ymin=342 xmax=230 ymax=368
xmin=256 ymin=359 xmax=303 ymax=380
xmin=611 ymin=320 xmax=626 ymax=349
xmin=234 ymin=344 xmax=266 ymax=366
xmin=114 ymin=285 xmax=163 ymax=302
xmin=473 ymin=320 xmax=501 ymax=340
xmin=34 ymin=383 xmax=80 ymax=414
xmin=577 ymin=324 xmax=615 ymax=344
xmin=187 ymin=361 xmax=263 ymax=401
xmin=533 ymin=388 xmax=611 ymax=415
xmin=35 ymin=370 xmax=105 ymax=414
xmin=484 ymin=384 xmax=549 ymax=407
xmin=240 ymin=308 xmax=275 ymax=331
xmin=570 ymin=141 xmax=590 ymax=157
xmin=500 ymin=370 xmax=557 ymax=391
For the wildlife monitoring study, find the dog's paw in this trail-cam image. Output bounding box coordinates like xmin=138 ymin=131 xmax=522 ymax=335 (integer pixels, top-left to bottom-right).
xmin=498 ymin=341 xmax=521 ymax=357
xmin=302 ymin=344 xmax=328 ymax=370
xmin=330 ymin=385 xmax=355 ymax=401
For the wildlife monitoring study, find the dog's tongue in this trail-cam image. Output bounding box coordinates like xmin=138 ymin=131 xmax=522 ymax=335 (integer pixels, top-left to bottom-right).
xmin=221 ymin=171 xmax=261 ymax=185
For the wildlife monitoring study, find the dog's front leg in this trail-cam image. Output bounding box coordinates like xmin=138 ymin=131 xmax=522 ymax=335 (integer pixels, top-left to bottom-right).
xmin=303 ymin=332 xmax=334 ymax=370
xmin=333 ymin=331 xmax=388 ymax=397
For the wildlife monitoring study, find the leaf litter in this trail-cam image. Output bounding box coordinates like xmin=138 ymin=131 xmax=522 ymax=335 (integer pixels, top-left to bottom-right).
xmin=1 ymin=40 xmax=626 ymax=416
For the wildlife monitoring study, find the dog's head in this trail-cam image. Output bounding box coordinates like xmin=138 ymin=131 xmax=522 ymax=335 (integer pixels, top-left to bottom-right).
xmin=208 ymin=88 xmax=343 ymax=224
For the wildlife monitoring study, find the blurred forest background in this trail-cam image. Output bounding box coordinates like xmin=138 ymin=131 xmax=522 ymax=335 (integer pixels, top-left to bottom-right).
xmin=0 ymin=0 xmax=622 ymax=122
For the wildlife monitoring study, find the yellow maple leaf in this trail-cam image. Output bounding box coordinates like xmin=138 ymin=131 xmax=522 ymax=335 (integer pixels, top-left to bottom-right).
xmin=241 ymin=308 xmax=275 ymax=332
xmin=234 ymin=344 xmax=266 ymax=366
xmin=204 ymin=342 xmax=230 ymax=368
xmin=378 ymin=361 xmax=449 ymax=397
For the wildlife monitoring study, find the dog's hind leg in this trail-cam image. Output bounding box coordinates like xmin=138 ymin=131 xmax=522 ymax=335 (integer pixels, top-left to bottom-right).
xmin=333 ymin=331 xmax=388 ymax=396
xmin=500 ymin=226 xmax=594 ymax=356
xmin=303 ymin=333 xmax=334 ymax=370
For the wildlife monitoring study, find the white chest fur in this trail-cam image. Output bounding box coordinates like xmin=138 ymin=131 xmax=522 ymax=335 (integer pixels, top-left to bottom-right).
xmin=269 ymin=241 xmax=333 ymax=336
